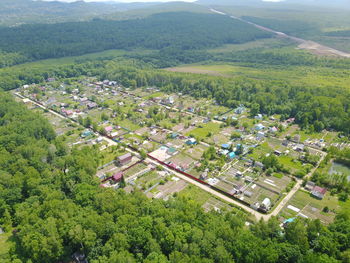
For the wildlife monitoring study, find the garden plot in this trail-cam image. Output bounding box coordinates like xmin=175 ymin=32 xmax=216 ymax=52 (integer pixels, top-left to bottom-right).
xmin=184 ymin=144 xmax=207 ymax=160
xmin=168 ymin=153 xmax=196 ymax=171
xmin=257 ymin=175 xmax=293 ymax=194
xmin=214 ymin=180 xmax=235 ymax=193
xmin=134 ymin=170 xmax=163 ymax=191
xmin=186 ymin=167 xmax=202 ymax=179
xmin=135 ymin=127 xmax=151 ymax=136
xmin=150 ymin=131 xmax=168 ymax=144
xmin=172 ymin=123 xmax=185 ymax=132
xmin=123 ymin=162 xmax=149 ymax=179
xmin=242 ymin=183 xmax=280 ymax=206
xmin=153 ymin=178 xmax=188 ymax=200
xmin=149 ymin=146 xmax=173 ymax=162
xmin=211 ymin=133 xmax=229 ymax=146
xmin=141 ymin=140 xmax=159 ymax=153
xmin=96 ymin=155 xmax=141 ymax=179
xmin=202 ymin=197 xmax=233 ymax=213
xmin=165 ymin=138 xmax=186 ymax=149
xmin=96 ymin=164 xmax=123 ymax=180
xmin=279 ymin=190 xmax=340 ymax=224
xmin=220 ymin=127 xmax=237 ymax=137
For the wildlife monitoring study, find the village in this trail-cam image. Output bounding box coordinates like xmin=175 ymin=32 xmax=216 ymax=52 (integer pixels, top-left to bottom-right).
xmin=12 ymin=76 xmax=346 ymax=225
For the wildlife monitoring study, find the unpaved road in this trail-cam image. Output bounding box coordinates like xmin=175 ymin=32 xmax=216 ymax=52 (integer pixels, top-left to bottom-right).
xmin=211 ymin=9 xmax=350 ymax=58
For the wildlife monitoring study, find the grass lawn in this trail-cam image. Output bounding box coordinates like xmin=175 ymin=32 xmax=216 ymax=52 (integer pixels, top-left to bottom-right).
xmin=186 ymin=122 xmax=221 ymax=140
xmin=278 ymin=155 xmax=304 ymax=172
xmin=116 ymin=119 xmax=141 ymax=131
xmin=99 ymin=148 xmax=126 ymax=165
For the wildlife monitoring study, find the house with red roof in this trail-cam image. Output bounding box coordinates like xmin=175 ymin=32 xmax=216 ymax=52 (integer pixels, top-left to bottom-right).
xmin=311 ymin=186 xmax=327 ymax=199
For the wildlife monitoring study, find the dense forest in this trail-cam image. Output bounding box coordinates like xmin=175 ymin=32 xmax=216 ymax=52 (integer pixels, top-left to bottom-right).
xmin=0 ymin=92 xmax=350 ymax=263
xmin=0 ymin=12 xmax=272 ymax=63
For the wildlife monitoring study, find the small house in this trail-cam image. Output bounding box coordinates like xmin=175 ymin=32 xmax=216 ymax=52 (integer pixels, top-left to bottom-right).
xmin=200 ymin=169 xmax=208 ymax=180
xmin=87 ymin=102 xmax=98 ymax=109
xmin=255 ymin=124 xmax=265 ymax=131
xmin=105 ymin=126 xmax=113 ymax=134
xmin=311 ymin=186 xmax=327 ymax=199
xmin=305 ymin=181 xmax=316 ymax=191
xmin=269 ymin=126 xmax=278 ymax=133
xmin=282 ymin=140 xmax=289 ymax=146
xmin=261 ymin=198 xmax=271 ymax=211
xmin=283 ymin=218 xmax=296 ymax=228
xmin=228 ymin=152 xmax=236 ymax=159
xmin=235 ymin=171 xmax=243 ymax=178
xmin=110 ymin=131 xmax=119 ymax=138
xmin=187 ymin=107 xmax=195 ymax=113
xmin=220 ymin=149 xmax=229 ymax=156
xmin=234 ymin=105 xmax=245 ymax=114
xmin=167 ymin=147 xmax=177 ymax=156
xmin=245 ymin=176 xmax=254 ymax=183
xmin=255 ymin=114 xmax=263 ymax=120
xmin=254 ymin=161 xmax=264 ymax=169
xmin=186 ymin=138 xmax=197 ymax=145
xmin=116 ymin=153 xmax=132 ymax=166
xmin=244 ymin=191 xmax=253 ymax=197
xmin=295 ymin=144 xmax=305 ymax=152
xmin=286 ymin=118 xmax=295 ymax=124
xmin=81 ymin=130 xmax=93 ymax=138
xmin=293 ymin=135 xmax=301 ymax=143
xmin=256 ymin=131 xmax=265 ymax=140
xmin=112 ymin=171 xmax=124 ymax=182
xmin=274 ymin=150 xmax=282 ymax=156
xmin=222 ymin=143 xmax=230 ymax=150
xmin=171 ymin=133 xmax=179 ymax=139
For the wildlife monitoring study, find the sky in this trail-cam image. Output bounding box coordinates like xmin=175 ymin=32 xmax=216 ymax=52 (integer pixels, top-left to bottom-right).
xmin=42 ymin=0 xmax=197 ymax=2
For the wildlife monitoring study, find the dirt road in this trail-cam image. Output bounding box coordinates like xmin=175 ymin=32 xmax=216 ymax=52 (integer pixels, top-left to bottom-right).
xmin=211 ymin=9 xmax=350 ymax=58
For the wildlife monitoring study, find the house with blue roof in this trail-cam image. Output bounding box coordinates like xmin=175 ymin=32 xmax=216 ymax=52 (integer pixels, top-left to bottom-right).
xmin=255 ymin=123 xmax=265 ymax=131
xmin=228 ymin=152 xmax=236 ymax=159
xmin=221 ymin=143 xmax=230 ymax=149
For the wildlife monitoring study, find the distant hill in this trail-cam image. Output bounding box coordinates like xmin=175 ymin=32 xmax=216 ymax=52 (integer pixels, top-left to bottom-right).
xmin=197 ymin=0 xmax=350 ymax=9
xmin=105 ymin=2 xmax=211 ymax=21
xmin=0 ymin=0 xmax=160 ymax=26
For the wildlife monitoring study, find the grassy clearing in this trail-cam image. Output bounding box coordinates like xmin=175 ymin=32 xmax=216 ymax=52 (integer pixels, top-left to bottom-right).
xmin=278 ymin=155 xmax=304 ymax=172
xmin=166 ymin=63 xmax=350 ymax=90
xmin=207 ymin=38 xmax=292 ymax=53
xmin=186 ymin=122 xmax=221 ymax=140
